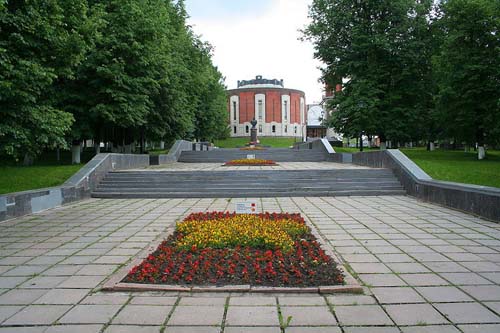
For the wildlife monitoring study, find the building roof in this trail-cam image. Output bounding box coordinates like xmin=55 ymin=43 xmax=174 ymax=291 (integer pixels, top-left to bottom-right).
xmin=237 ymin=75 xmax=284 ymax=89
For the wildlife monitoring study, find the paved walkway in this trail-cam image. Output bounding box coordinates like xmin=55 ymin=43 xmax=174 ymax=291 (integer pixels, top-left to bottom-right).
xmin=0 ymin=196 xmax=499 ymax=332
xmin=144 ymin=162 xmax=374 ymax=171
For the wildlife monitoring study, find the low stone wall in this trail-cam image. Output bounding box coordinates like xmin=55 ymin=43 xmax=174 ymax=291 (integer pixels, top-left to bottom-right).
xmin=294 ymin=138 xmax=336 ymax=158
xmin=0 ymin=153 xmax=149 ymax=222
xmin=150 ymin=140 xmax=209 ymax=165
xmin=335 ymin=150 xmax=500 ymax=222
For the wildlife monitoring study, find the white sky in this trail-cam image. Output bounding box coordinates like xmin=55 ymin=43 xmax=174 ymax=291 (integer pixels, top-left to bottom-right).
xmin=185 ymin=0 xmax=324 ymax=104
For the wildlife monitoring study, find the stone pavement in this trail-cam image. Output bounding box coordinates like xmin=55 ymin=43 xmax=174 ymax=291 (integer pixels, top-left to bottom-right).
xmin=0 ymin=196 xmax=499 ymax=332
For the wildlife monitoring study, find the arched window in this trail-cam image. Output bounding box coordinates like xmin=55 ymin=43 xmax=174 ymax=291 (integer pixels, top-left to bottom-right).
xmin=272 ymin=125 xmax=276 ymax=133
xmin=245 ymin=125 xmax=249 ymax=134
xmin=284 ymin=125 xmax=288 ymax=133
xmin=259 ymin=125 xmax=263 ymax=133
xmin=233 ymin=126 xmax=237 ymax=134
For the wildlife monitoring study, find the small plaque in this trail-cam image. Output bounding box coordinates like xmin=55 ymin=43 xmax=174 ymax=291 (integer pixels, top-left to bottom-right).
xmin=235 ymin=201 xmax=257 ymax=214
xmin=247 ymin=154 xmax=256 ymax=160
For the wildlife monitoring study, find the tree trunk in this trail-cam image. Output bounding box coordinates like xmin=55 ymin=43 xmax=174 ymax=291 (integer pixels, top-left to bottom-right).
xmin=71 ymin=141 xmax=81 ymax=164
xmin=359 ymin=133 xmax=364 ymax=152
xmin=429 ymin=142 xmax=435 ymax=151
xmin=160 ymin=141 xmax=165 ymax=149
xmin=56 ymin=148 xmax=60 ymax=162
xmin=23 ymin=153 xmax=34 ymax=166
xmin=94 ymin=142 xmax=100 ymax=154
xmin=476 ymin=129 xmax=486 ymax=160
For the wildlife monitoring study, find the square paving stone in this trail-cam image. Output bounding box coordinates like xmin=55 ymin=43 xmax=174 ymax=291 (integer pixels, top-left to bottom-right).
xmin=459 ymin=285 xmax=500 ymax=301
xmin=278 ymin=296 xmax=326 ymax=306
xmin=401 ymin=325 xmax=461 ymax=332
xmin=178 ymin=297 xmax=226 ymax=306
xmin=112 ymin=305 xmax=172 ymax=325
xmin=384 ymin=304 xmax=449 ymax=325
xmin=286 ymin=328 xmax=341 ymax=333
xmin=44 ymin=325 xmax=104 ymax=333
xmin=372 ymin=287 xmax=426 ymax=304
xmin=377 ymin=253 xmax=415 ymax=263
xmin=168 ymin=305 xmax=224 ymax=326
xmin=344 ymin=328 xmax=400 ymax=333
xmin=433 ymin=303 xmax=500 ymax=324
xmin=349 ymin=263 xmax=391 ymax=274
xmin=0 ymin=289 xmax=48 ymax=305
xmin=423 ymin=262 xmax=469 ymax=273
xmin=458 ymin=324 xmax=500 ymax=333
xmin=0 ymin=327 xmax=46 ymax=332
xmin=104 ymin=325 xmax=161 ymax=333
xmin=58 ymin=275 xmax=106 ymax=289
xmin=387 ymin=263 xmax=431 ymax=274
xmin=223 ymin=328 xmax=279 ymax=333
xmin=400 ymin=273 xmax=449 ymax=286
xmin=20 ymin=276 xmax=68 ymax=289
xmin=229 ymin=296 xmax=276 ymax=306
xmin=0 ymin=276 xmax=28 ymax=289
xmin=2 ymin=305 xmax=70 ymax=325
xmin=484 ymin=302 xmax=500 ymax=315
xmin=440 ymin=272 xmax=493 ymax=285
xmin=225 ymin=306 xmax=279 ymax=326
xmin=0 ymin=306 xmax=23 ymax=323
xmin=359 ymin=274 xmax=407 ymax=287
xmin=416 ymin=286 xmax=474 ymax=302
xmin=59 ymin=305 xmax=122 ymax=324
xmin=334 ymin=305 xmax=393 ymax=326
xmin=280 ymin=306 xmax=337 ymax=326
xmin=34 ymin=288 xmax=90 ymax=305
xmin=130 ymin=296 xmax=177 ymax=305
xmin=327 ymin=295 xmax=376 ymax=305
xmin=77 ymin=265 xmax=119 ymax=276
xmin=80 ymin=294 xmax=129 ymax=305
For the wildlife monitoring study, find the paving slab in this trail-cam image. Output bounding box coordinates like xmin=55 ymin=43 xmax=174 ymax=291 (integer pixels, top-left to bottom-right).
xmin=0 ymin=195 xmax=498 ymax=332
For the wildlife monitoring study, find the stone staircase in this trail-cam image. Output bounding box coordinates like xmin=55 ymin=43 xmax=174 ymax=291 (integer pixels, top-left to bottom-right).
xmin=178 ymin=148 xmax=328 ymax=163
xmin=91 ymin=169 xmax=405 ymax=198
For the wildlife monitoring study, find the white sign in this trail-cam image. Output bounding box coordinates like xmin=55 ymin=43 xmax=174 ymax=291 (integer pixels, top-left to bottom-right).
xmin=235 ymin=201 xmax=258 ymax=214
xmin=246 ymin=154 xmax=256 ymax=160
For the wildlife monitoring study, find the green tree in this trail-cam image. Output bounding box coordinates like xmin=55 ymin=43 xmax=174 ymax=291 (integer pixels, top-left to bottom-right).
xmin=433 ymin=0 xmax=500 ymax=159
xmin=0 ymin=0 xmax=94 ymax=163
xmin=304 ymin=0 xmax=435 ymax=148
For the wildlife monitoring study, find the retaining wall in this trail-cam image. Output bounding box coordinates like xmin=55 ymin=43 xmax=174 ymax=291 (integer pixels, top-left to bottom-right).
xmin=335 ymin=150 xmax=500 ymax=222
xmin=0 ymin=154 xmax=149 ymax=222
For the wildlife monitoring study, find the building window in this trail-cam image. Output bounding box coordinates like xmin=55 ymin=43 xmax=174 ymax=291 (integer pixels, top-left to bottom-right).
xmin=245 ymin=125 xmax=249 ymax=134
xmin=283 ymin=101 xmax=288 ymax=121
xmin=258 ymin=100 xmax=263 ymax=120
xmin=272 ymin=125 xmax=276 ymax=133
xmin=233 ymin=101 xmax=237 ymax=121
xmin=233 ymin=126 xmax=237 ymax=134
xmin=294 ymin=126 xmax=297 ymax=134
xmin=259 ymin=125 xmax=262 ymax=133
xmin=284 ymin=125 xmax=288 ymax=133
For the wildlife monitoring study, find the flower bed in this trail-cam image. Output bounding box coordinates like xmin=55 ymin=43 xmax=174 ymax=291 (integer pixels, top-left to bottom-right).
xmin=240 ymin=146 xmax=266 ymax=151
xmin=124 ymin=212 xmax=344 ymax=287
xmin=224 ymin=159 xmax=277 ymax=166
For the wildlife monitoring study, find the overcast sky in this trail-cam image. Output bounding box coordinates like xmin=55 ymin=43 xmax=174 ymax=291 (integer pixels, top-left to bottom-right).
xmin=185 ymin=0 xmax=324 ymax=104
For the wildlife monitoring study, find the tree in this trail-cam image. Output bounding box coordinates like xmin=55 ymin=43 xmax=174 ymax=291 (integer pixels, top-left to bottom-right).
xmin=0 ymin=0 xmax=94 ymax=163
xmin=303 ymin=0 xmax=435 ymax=148
xmin=433 ymin=0 xmax=500 ymax=159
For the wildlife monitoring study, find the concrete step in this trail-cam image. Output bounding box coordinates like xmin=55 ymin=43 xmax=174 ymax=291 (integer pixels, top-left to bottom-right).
xmin=92 ymin=168 xmax=405 ymax=198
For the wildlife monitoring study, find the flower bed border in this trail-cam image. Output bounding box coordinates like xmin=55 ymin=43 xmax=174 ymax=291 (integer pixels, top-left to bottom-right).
xmin=102 ymin=213 xmax=363 ymax=294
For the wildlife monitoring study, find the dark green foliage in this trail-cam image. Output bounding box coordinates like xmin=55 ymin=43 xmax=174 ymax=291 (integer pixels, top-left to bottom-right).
xmin=304 ymin=0 xmax=435 ymax=145
xmin=0 ymin=0 xmax=228 ymax=160
xmin=304 ymin=0 xmax=499 ymax=152
xmin=433 ymin=0 xmax=500 ymax=147
xmin=0 ymin=0 xmax=94 ymax=159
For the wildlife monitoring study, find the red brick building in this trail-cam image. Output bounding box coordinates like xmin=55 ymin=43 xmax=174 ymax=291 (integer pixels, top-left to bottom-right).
xmin=226 ymin=75 xmax=306 ymax=138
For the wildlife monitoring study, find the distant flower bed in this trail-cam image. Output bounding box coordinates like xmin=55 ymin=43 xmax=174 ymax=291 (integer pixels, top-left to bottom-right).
xmin=224 ymin=159 xmax=277 ymax=166
xmin=124 ymin=212 xmax=344 ymax=287
xmin=240 ymin=147 xmax=266 ymax=151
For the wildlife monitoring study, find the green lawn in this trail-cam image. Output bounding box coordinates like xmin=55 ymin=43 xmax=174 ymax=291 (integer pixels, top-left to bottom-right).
xmin=0 ymin=150 xmax=95 ymax=195
xmin=400 ymin=148 xmax=500 ymax=188
xmin=214 ymin=137 xmax=297 ymax=148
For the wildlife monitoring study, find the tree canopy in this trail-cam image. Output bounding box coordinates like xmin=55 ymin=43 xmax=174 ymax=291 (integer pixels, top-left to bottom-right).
xmin=304 ymin=0 xmax=499 ymax=157
xmin=0 ymin=0 xmax=228 ymax=161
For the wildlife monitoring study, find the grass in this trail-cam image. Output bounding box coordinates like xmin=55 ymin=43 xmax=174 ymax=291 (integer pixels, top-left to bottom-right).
xmin=214 ymin=137 xmax=297 ymax=148
xmin=148 ymin=149 xmax=169 ymax=155
xmin=0 ymin=150 xmax=95 ymax=195
xmin=400 ymin=148 xmax=500 ymax=188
